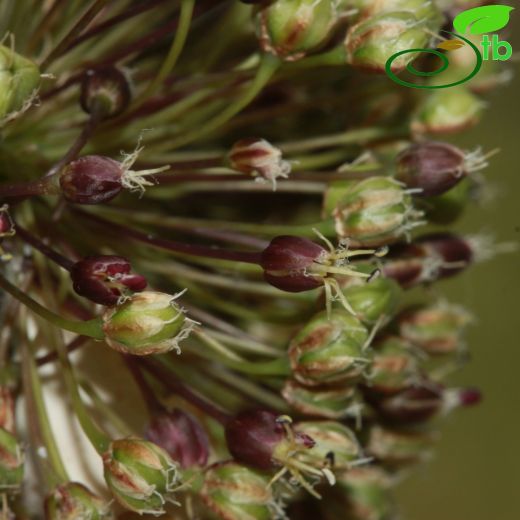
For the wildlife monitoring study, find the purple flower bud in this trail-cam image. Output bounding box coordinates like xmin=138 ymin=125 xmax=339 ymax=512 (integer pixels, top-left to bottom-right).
xmin=80 ymin=66 xmax=131 ymax=119
xmin=0 ymin=206 xmax=14 ymax=237
xmin=457 ymin=387 xmax=482 ymax=407
xmin=383 ymin=233 xmax=474 ymax=288
xmin=144 ymin=408 xmax=209 ymax=469
xmin=225 ymin=409 xmax=314 ymax=470
xmin=70 ymin=255 xmax=147 ymax=306
xmin=228 ymin=138 xmax=291 ymax=188
xmin=260 ymin=235 xmax=326 ymax=292
xmin=59 ymin=155 xmax=123 ymax=204
xmin=396 ymin=142 xmax=467 ymax=197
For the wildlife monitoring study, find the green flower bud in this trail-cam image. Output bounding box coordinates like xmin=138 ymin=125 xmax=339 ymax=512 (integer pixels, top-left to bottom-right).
xmin=368 ymin=336 xmax=418 ymax=395
xmin=0 ymin=44 xmax=40 ymax=120
xmin=425 ymin=178 xmax=471 ymax=225
xmin=200 ymin=462 xmax=282 ymax=520
xmin=102 ymin=291 xmax=193 ymax=355
xmin=344 ymin=12 xmax=430 ymax=73
xmin=256 ymin=0 xmax=341 ymax=61
xmin=289 ymin=309 xmax=371 ymax=386
xmin=398 ymin=302 xmax=472 ymax=355
xmin=340 ymin=277 xmax=403 ymax=325
xmin=102 ymin=437 xmax=181 ymax=515
xmin=325 ymin=177 xmax=422 ymax=245
xmin=411 ymin=87 xmax=484 ymax=135
xmin=282 ymin=379 xmax=363 ymax=419
xmin=294 ymin=421 xmax=361 ymax=470
xmin=335 ymin=466 xmax=396 ymax=520
xmin=0 ymin=426 xmax=24 ymax=492
xmin=367 ymin=425 xmax=436 ymax=466
xmin=44 ymin=482 xmax=113 ymax=519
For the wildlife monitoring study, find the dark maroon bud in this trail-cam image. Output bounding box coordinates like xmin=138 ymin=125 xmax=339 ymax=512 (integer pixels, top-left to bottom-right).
xmin=225 ymin=409 xmax=314 ymax=470
xmin=70 ymin=255 xmax=147 ymax=306
xmin=60 ymin=156 xmax=123 ymax=204
xmin=396 ymin=142 xmax=467 ymax=197
xmin=260 ymin=236 xmax=326 ymax=292
xmin=80 ymin=66 xmax=131 ymax=119
xmin=144 ymin=408 xmax=210 ymax=469
xmin=0 ymin=205 xmax=14 ymax=237
xmin=374 ymin=381 xmax=445 ymax=424
xmin=383 ymin=233 xmax=474 ymax=288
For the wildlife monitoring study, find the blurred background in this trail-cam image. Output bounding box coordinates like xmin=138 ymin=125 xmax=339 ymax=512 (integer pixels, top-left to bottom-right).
xmin=397 ymin=19 xmax=520 ymax=520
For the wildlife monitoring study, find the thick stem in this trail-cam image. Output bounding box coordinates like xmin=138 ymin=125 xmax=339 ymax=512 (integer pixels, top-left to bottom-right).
xmin=0 ymin=273 xmax=104 ymax=339
xmin=15 ymin=225 xmax=74 ymax=271
xmin=0 ymin=176 xmax=59 ymax=199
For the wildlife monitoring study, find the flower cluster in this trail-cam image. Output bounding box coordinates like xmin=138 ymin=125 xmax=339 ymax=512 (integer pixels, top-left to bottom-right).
xmin=0 ymin=1 xmax=507 ymax=518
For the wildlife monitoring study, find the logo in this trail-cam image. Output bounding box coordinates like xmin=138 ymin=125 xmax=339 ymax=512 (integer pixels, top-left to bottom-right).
xmin=385 ymin=5 xmax=514 ymax=89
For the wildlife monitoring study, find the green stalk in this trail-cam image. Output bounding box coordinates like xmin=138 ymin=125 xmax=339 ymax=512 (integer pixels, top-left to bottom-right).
xmin=20 ymin=338 xmax=68 ymax=487
xmin=0 ymin=273 xmax=104 ymax=339
xmin=166 ymin=53 xmax=280 ymax=149
xmin=138 ymin=0 xmax=195 ymax=101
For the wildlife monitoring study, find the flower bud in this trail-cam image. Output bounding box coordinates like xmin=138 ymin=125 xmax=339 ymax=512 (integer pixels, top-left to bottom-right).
xmin=0 ymin=206 xmax=14 ymax=238
xmin=102 ymin=291 xmax=192 ymax=355
xmin=0 ymin=386 xmax=15 ymax=434
xmin=260 ymin=235 xmax=326 ymax=292
xmin=294 ymin=421 xmax=361 ymax=470
xmin=382 ymin=232 xmax=474 ymax=287
xmin=335 ymin=466 xmax=395 ymax=520
xmin=289 ymin=309 xmax=370 ymax=386
xmin=201 ymin=462 xmax=281 ymax=520
xmin=0 ymin=427 xmax=24 ymax=491
xmin=71 ymin=255 xmax=147 ymax=306
xmin=282 ymin=379 xmax=362 ymax=419
xmin=411 ymin=87 xmax=484 ymax=135
xmin=396 ymin=142 xmax=467 ymax=197
xmin=44 ymin=482 xmax=112 ymax=520
xmin=344 ymin=12 xmax=430 ymax=73
xmin=325 ymin=177 xmax=422 ymax=245
xmin=144 ymin=408 xmax=209 ymax=469
xmin=340 ymin=277 xmax=402 ymax=325
xmin=80 ymin=66 xmax=131 ymax=119
xmin=365 ymin=336 xmax=418 ymax=396
xmin=59 ymin=155 xmax=123 ymax=204
xmin=256 ymin=0 xmax=341 ymax=61
xmin=102 ymin=437 xmax=181 ymax=515
xmin=398 ymin=302 xmax=472 ymax=355
xmin=0 ymin=44 xmax=40 ymax=119
xmin=366 ymin=425 xmax=436 ymax=466
xmin=225 ymin=409 xmax=314 ymax=471
xmin=228 ymin=138 xmax=291 ymax=189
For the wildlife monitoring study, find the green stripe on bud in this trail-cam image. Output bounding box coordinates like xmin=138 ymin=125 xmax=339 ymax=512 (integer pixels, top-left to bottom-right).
xmin=0 ymin=426 xmax=24 ymax=492
xmin=102 ymin=437 xmax=181 ymax=515
xmin=201 ymin=461 xmax=281 ymax=520
xmin=289 ymin=309 xmax=370 ymax=386
xmin=102 ymin=291 xmax=193 ymax=355
xmin=44 ymin=482 xmax=113 ymax=519
xmin=324 ymin=177 xmax=421 ymax=245
xmin=257 ymin=0 xmax=341 ymax=61
xmin=0 ymin=44 xmax=40 ymax=120
xmin=282 ymin=379 xmax=362 ymax=419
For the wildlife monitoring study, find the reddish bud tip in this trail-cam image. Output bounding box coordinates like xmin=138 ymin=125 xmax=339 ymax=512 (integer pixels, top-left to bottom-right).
xmin=225 ymin=409 xmax=314 ymax=470
xmin=396 ymin=141 xmax=467 ymax=197
xmin=458 ymin=387 xmax=482 ymax=407
xmin=144 ymin=408 xmax=210 ymax=469
xmin=80 ymin=66 xmax=131 ymax=119
xmin=59 ymin=155 xmax=123 ymax=204
xmin=0 ymin=206 xmax=14 ymax=237
xmin=260 ymin=236 xmax=326 ymax=292
xmin=71 ymin=255 xmax=147 ymax=306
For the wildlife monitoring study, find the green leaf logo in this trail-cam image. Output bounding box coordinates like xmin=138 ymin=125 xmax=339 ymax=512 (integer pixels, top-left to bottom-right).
xmin=453 ymin=5 xmax=514 ymax=35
